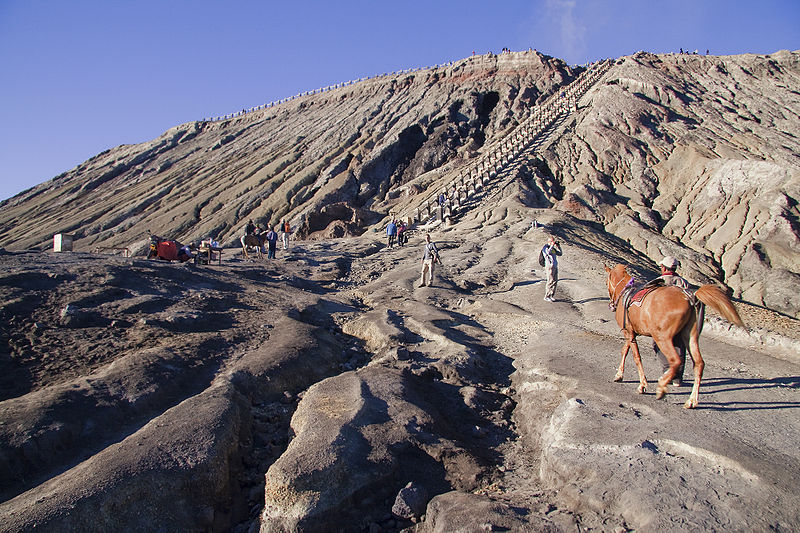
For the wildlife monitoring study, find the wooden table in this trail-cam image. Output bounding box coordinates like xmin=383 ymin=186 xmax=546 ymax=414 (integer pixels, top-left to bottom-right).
xmin=197 ymin=246 xmax=224 ymax=265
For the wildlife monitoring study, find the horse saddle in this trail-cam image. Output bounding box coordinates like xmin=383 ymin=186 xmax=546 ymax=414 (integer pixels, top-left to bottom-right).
xmin=624 ymin=278 xmax=664 ymax=308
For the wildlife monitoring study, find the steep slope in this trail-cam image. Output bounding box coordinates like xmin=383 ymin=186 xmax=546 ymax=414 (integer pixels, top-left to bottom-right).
xmin=540 ymin=50 xmax=800 ymax=315
xmin=0 ymin=51 xmax=574 ymax=252
xmin=2 ymin=49 xmax=800 ymax=533
xmin=0 ymin=50 xmax=798 ymax=315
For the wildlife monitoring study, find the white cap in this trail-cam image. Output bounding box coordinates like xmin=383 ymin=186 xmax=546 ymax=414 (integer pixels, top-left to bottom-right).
xmin=659 ymin=256 xmax=679 ymax=269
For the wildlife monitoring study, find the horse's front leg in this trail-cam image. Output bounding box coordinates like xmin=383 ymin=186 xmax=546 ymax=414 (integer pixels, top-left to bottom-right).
xmin=629 ymin=338 xmax=648 ymax=394
xmin=613 ymin=336 xmax=632 ymax=382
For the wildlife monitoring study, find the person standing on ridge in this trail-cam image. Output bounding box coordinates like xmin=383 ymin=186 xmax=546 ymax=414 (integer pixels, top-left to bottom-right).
xmin=264 ymin=225 xmax=279 ymax=259
xmin=281 ymin=220 xmax=291 ymax=250
xmin=419 ymin=233 xmax=440 ymax=287
xmin=397 ymin=221 xmax=407 ymax=247
xmin=541 ymin=236 xmax=562 ymax=302
xmin=653 ymin=256 xmax=690 ymax=385
xmin=386 ymin=219 xmax=397 ymax=249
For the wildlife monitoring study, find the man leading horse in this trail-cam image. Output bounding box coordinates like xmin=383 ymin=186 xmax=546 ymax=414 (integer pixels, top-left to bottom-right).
xmin=654 ymin=256 xmax=690 ymax=386
xmin=605 ymin=259 xmax=744 ymax=409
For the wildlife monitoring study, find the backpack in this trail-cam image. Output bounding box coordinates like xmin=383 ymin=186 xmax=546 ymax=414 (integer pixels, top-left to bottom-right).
xmin=427 ymin=242 xmax=440 ymax=263
xmin=538 ymin=247 xmax=546 ymax=266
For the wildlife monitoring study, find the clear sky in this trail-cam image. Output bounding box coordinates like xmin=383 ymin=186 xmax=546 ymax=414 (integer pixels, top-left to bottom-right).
xmin=1 ymin=0 xmax=798 ymax=201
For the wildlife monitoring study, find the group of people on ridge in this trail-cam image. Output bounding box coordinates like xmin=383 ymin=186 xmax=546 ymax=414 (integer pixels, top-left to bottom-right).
xmin=385 ymin=219 xmax=407 ymax=248
xmin=385 ymin=218 xmax=440 ymax=287
xmin=245 ymin=213 xmax=690 ymax=382
xmin=245 ymin=219 xmax=292 ymax=259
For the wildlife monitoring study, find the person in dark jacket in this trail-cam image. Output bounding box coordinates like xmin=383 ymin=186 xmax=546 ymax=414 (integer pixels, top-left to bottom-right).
xmin=264 ymin=225 xmax=279 ymax=259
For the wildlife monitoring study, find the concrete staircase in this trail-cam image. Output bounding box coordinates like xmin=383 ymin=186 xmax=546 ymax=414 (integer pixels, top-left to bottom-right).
xmin=405 ymin=58 xmax=614 ymax=226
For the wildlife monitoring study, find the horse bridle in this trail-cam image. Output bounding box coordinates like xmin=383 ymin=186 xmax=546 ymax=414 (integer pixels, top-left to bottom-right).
xmin=608 ymin=276 xmax=633 ymax=311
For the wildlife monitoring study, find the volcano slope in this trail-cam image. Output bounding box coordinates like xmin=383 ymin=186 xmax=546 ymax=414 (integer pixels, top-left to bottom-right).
xmin=1 ymin=181 xmax=799 ymax=532
xmin=1 ymin=50 xmax=800 ymax=532
xmin=1 ymin=50 xmax=798 ymax=318
xmin=0 ymin=51 xmax=576 ymax=253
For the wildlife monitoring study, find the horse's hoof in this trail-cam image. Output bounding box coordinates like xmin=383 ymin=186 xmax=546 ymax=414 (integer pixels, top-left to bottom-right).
xmin=683 ymin=399 xmax=697 ymax=409
xmin=613 ymin=372 xmax=624 ymax=382
xmin=655 ymin=388 xmax=666 ymax=400
xmin=637 ymin=385 xmax=646 ymax=394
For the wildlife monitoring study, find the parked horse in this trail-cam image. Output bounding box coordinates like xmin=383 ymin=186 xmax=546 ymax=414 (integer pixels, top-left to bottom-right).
xmin=605 ymin=264 xmax=745 ymax=409
xmin=240 ymin=233 xmax=263 ymax=259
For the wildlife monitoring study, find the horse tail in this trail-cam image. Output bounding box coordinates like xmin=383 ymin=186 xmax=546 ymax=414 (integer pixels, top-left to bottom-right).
xmin=695 ymin=285 xmax=745 ymax=328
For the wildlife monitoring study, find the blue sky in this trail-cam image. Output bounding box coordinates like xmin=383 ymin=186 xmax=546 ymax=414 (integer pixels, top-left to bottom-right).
xmin=1 ymin=0 xmax=798 ymax=201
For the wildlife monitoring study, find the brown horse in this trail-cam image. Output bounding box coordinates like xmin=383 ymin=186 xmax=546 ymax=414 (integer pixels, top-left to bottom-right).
xmin=605 ymin=264 xmax=745 ymax=409
xmin=240 ymin=234 xmax=263 ymax=259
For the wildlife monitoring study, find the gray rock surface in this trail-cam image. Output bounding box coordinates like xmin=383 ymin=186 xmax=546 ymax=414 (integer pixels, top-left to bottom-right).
xmin=392 ymin=482 xmax=428 ymax=521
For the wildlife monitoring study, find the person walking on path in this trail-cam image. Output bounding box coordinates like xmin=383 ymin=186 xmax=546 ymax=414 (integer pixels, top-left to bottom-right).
xmin=281 ymin=220 xmax=291 ymax=250
xmin=419 ymin=233 xmax=440 ymax=287
xmin=397 ymin=221 xmax=406 ymax=247
xmin=653 ymin=256 xmax=690 ymax=385
xmin=386 ymin=220 xmax=397 ymax=249
xmin=264 ymin=225 xmax=279 ymax=259
xmin=541 ymin=236 xmax=562 ymax=302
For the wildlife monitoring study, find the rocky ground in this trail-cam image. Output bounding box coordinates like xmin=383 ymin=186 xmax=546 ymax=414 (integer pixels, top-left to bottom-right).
xmin=1 ymin=183 xmax=798 ymax=532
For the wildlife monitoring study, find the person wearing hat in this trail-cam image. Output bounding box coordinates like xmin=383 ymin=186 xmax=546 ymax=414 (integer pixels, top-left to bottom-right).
xmin=658 ymin=256 xmax=688 ymax=289
xmin=654 ymin=256 xmax=689 ymax=385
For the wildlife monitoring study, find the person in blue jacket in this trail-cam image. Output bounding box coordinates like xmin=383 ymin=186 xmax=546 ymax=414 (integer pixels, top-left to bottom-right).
xmin=386 ymin=220 xmax=397 ymax=248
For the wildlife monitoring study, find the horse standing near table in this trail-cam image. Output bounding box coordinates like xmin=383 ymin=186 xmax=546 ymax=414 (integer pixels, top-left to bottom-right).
xmin=240 ymin=233 xmax=264 ymax=259
xmin=605 ymin=264 xmax=745 ymax=409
